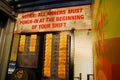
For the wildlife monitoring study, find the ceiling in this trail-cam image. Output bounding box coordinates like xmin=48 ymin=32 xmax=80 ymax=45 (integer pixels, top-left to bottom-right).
xmin=4 ymin=0 xmax=92 ymax=12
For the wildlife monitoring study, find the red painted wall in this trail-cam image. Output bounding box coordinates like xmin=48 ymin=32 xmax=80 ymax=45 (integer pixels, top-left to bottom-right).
xmin=93 ymin=0 xmax=120 ymax=80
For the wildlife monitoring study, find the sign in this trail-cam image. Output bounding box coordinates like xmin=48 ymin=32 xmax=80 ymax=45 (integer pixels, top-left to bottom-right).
xmin=14 ymin=5 xmax=91 ymax=33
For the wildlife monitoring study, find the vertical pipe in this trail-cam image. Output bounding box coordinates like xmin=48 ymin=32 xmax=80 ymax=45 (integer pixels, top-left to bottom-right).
xmin=79 ymin=73 xmax=82 ymax=80
xmin=69 ymin=29 xmax=75 ymax=80
xmin=0 ymin=18 xmax=15 ymax=80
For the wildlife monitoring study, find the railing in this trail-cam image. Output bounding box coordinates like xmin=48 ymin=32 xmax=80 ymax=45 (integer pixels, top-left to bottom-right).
xmin=87 ymin=74 xmax=94 ymax=80
xmin=74 ymin=73 xmax=94 ymax=80
xmin=74 ymin=73 xmax=82 ymax=80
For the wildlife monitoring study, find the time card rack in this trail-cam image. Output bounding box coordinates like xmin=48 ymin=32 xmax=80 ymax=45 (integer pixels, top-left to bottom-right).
xmin=42 ymin=33 xmax=70 ymax=80
xmin=17 ymin=34 xmax=39 ymax=68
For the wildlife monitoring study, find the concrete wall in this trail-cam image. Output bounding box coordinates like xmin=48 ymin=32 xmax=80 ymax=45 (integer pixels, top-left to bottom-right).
xmin=74 ymin=30 xmax=93 ymax=80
